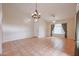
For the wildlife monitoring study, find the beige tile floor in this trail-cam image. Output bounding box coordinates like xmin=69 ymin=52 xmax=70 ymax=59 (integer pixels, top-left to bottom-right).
xmin=2 ymin=37 xmax=75 ymax=56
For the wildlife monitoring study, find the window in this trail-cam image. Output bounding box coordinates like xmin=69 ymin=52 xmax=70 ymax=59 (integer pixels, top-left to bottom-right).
xmin=52 ymin=24 xmax=65 ymax=34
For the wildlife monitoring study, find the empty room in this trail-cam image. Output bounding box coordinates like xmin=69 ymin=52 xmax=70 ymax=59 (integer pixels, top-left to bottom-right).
xmin=0 ymin=3 xmax=78 ymax=56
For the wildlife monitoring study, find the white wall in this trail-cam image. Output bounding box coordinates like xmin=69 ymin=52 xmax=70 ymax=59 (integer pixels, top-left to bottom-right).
xmin=33 ymin=21 xmax=39 ymax=37
xmin=2 ymin=4 xmax=34 ymax=43
xmin=0 ymin=4 xmax=2 ymax=54
xmin=2 ymin=3 xmax=48 ymax=42
xmin=32 ymin=19 xmax=48 ymax=38
xmin=67 ymin=17 xmax=76 ymax=40
xmin=38 ymin=20 xmax=47 ymax=37
xmin=3 ymin=24 xmax=34 ymax=42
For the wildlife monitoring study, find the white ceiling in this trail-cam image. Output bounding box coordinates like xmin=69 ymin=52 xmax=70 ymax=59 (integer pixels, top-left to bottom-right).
xmin=3 ymin=3 xmax=76 ymax=22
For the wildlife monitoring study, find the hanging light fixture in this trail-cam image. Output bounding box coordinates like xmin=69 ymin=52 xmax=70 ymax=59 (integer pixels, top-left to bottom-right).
xmin=32 ymin=2 xmax=40 ymax=22
xmin=49 ymin=14 xmax=56 ymax=23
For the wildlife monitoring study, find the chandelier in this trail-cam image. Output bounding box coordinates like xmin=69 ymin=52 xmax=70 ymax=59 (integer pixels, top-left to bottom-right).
xmin=32 ymin=3 xmax=40 ymax=22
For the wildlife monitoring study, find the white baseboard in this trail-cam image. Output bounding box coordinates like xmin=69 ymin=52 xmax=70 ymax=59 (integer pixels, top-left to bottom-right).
xmin=3 ymin=35 xmax=33 ymax=43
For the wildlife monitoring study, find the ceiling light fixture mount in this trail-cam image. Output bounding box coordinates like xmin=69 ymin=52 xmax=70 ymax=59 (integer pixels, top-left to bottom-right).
xmin=51 ymin=14 xmax=56 ymax=23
